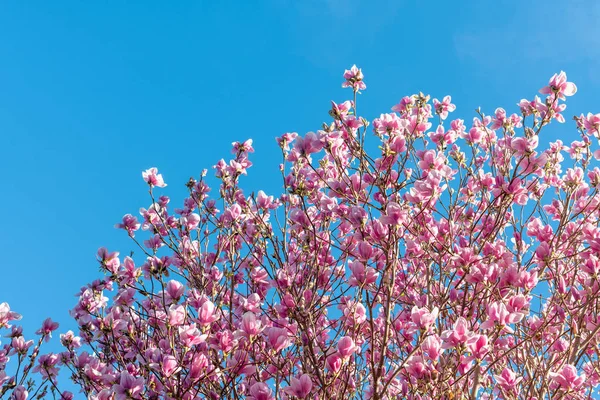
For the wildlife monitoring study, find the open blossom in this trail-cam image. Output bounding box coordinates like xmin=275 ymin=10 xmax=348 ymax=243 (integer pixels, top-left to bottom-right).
xmin=112 ymin=371 xmax=145 ymax=400
xmin=0 ymin=303 xmax=21 ymax=329
xmin=284 ymin=374 xmax=313 ymax=399
xmin=550 ymin=364 xmax=585 ymax=391
xmin=142 ymin=167 xmax=167 ymax=188
xmin=35 ymin=318 xmax=59 ymax=342
xmin=582 ymin=112 xmax=600 ymax=136
xmin=494 ymin=368 xmax=522 ymax=391
xmin=342 ymin=64 xmax=366 ymax=91
xmin=539 ymin=70 xmax=577 ymax=99
xmin=480 ymin=302 xmax=523 ymax=333
xmin=267 ymin=327 xmax=291 ymax=352
xmin=115 ymin=214 xmax=141 ymax=235
xmin=6 ymin=68 xmax=600 ymax=399
xmin=178 ymin=323 xmax=207 ymax=347
xmin=441 ymin=317 xmax=472 ymax=348
xmin=32 ymin=353 xmax=60 ymax=380
xmin=433 ymin=95 xmax=456 ymax=120
xmin=247 ymin=382 xmax=274 ymax=400
xmin=411 ymin=306 xmax=439 ymax=330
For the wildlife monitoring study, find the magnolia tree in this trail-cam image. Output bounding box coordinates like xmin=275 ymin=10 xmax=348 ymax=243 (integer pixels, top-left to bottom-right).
xmin=3 ymin=67 xmax=600 ymax=400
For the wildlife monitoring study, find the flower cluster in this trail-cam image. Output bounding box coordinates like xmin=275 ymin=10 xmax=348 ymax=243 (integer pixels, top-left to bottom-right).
xmin=2 ymin=68 xmax=600 ymax=399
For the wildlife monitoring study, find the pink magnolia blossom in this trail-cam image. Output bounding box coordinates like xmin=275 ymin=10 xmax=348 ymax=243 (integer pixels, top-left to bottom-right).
xmin=197 ymin=300 xmax=219 ymax=325
xmin=433 ymin=95 xmax=456 ymax=120
xmin=494 ymin=368 xmax=522 ymax=391
xmin=35 ymin=318 xmax=59 ymax=342
xmin=142 ymin=167 xmax=167 ymax=188
xmin=112 ymin=371 xmax=145 ymax=400
xmin=248 ymin=382 xmax=274 ymax=400
xmin=342 ymin=64 xmax=366 ymax=91
xmin=441 ymin=317 xmax=472 ymax=348
xmin=4 ymin=67 xmax=600 ymax=400
xmin=539 ymin=70 xmax=577 ymax=99
xmin=480 ymin=301 xmax=523 ymax=333
xmin=10 ymin=386 xmax=28 ymax=400
xmin=284 ymin=374 xmax=313 ymax=398
xmin=550 ymin=364 xmax=585 ymax=391
xmin=0 ymin=303 xmax=21 ymax=329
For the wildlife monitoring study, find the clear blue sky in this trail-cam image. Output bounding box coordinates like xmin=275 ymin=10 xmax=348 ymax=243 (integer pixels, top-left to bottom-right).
xmin=1 ymin=0 xmax=599 ymax=361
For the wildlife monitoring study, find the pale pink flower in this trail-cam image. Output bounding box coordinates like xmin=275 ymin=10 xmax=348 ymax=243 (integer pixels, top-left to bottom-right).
xmin=0 ymin=303 xmax=21 ymax=329
xmin=342 ymin=64 xmax=366 ymax=91
xmin=411 ymin=306 xmax=439 ymax=330
xmin=433 ymin=95 xmax=456 ymax=120
xmin=142 ymin=167 xmax=167 ymax=188
xmin=178 ymin=323 xmax=207 ymax=347
xmin=11 ymin=386 xmax=28 ymax=400
xmin=240 ymin=312 xmax=263 ymax=336
xmin=539 ymin=71 xmax=577 ymax=99
xmin=161 ymin=355 xmax=180 ymax=377
xmin=583 ymin=112 xmax=600 ymax=136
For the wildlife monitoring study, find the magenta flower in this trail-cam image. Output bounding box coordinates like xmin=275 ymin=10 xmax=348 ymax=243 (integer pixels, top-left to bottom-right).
xmin=9 ymin=336 xmax=33 ymax=356
xmin=161 ymin=355 xmax=180 ymax=377
xmin=247 ymin=382 xmax=274 ymax=400
xmin=35 ymin=318 xmax=59 ymax=342
xmin=240 ymin=311 xmax=263 ymax=337
xmin=59 ymin=330 xmax=82 ymax=350
xmin=326 ymin=352 xmax=342 ymax=372
xmin=467 ymin=334 xmax=489 ymax=360
xmin=421 ymin=335 xmax=443 ymax=360
xmin=32 ymin=353 xmax=59 ymax=380
xmin=142 ymin=167 xmax=167 ymax=188
xmin=284 ymin=374 xmax=313 ymax=398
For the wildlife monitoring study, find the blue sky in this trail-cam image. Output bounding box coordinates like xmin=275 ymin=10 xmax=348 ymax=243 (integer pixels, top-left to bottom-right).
xmin=1 ymin=0 xmax=599 ymax=371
